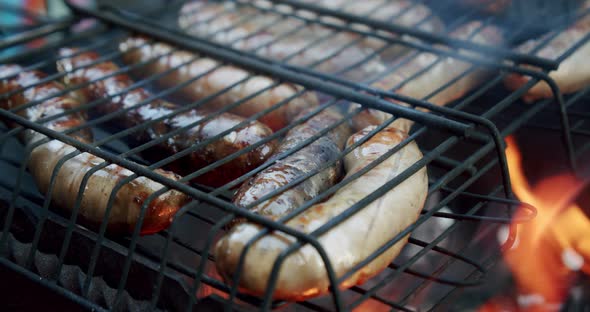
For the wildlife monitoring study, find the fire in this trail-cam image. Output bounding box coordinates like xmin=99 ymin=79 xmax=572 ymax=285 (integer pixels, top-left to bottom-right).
xmin=484 ymin=136 xmax=590 ymax=311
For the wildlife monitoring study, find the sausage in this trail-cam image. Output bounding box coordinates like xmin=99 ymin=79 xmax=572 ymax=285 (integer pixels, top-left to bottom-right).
xmin=177 ymin=0 xmax=390 ymax=79
xmin=351 ymin=21 xmax=503 ymax=131
xmin=504 ymin=0 xmax=590 ymax=102
xmin=0 ymin=64 xmax=190 ymax=235
xmin=232 ymin=107 xmax=351 ymax=225
xmin=214 ymin=120 xmax=428 ymax=300
xmin=119 ymin=36 xmax=318 ymax=131
xmin=306 ymin=0 xmax=439 ymax=26
xmin=296 ymin=0 xmax=445 ymax=61
xmin=296 ymin=0 xmax=443 ymax=34
xmin=178 ymin=0 xmax=442 ymax=56
xmin=458 ymin=0 xmax=511 ymax=14
xmin=56 ymin=48 xmax=277 ymax=188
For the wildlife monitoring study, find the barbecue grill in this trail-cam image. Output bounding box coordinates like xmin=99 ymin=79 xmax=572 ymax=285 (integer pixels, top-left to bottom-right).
xmin=0 ymin=0 xmax=589 ymax=311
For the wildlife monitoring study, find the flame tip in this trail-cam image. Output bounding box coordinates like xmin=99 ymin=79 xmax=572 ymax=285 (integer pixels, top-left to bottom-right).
xmin=483 ymin=135 xmax=590 ymax=311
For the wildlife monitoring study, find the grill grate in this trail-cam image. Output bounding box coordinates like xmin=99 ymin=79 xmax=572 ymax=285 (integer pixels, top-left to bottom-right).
xmin=0 ymin=0 xmax=588 ymax=311
xmin=159 ymin=0 xmax=586 ymax=173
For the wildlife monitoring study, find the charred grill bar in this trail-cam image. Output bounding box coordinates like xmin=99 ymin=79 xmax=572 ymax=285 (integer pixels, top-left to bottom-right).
xmin=0 ymin=0 xmax=589 ymax=311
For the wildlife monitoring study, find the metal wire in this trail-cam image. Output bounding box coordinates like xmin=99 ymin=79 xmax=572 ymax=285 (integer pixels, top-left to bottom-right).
xmin=1 ymin=0 xmax=589 ymax=311
xmin=268 ymin=0 xmax=559 ymax=69
xmin=0 ymin=26 xmax=508 ymax=312
xmin=169 ymin=0 xmax=581 ymax=177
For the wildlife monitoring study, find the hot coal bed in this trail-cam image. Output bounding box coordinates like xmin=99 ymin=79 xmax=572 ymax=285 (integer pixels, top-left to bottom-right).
xmin=0 ymin=0 xmax=589 ymax=311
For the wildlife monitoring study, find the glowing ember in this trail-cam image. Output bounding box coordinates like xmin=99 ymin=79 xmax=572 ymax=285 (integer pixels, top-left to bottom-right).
xmin=353 ymin=298 xmax=390 ymax=312
xmin=198 ymin=262 xmax=228 ymax=300
xmin=481 ymin=136 xmax=590 ymax=311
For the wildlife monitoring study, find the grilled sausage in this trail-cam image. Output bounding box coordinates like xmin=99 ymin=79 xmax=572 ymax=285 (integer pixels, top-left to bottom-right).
xmin=215 ymin=120 xmax=428 ymax=300
xmin=177 ymin=0 xmax=391 ymax=79
xmin=119 ymin=36 xmax=318 ymax=131
xmin=296 ymin=0 xmax=445 ymax=61
xmin=56 ymin=48 xmax=277 ymax=187
xmin=0 ymin=65 xmax=190 ymax=235
xmin=297 ymin=0 xmax=443 ymax=33
xmin=232 ymin=107 xmax=351 ymax=224
xmin=352 ymin=21 xmax=503 ymax=131
xmin=504 ymin=1 xmax=590 ymax=102
xmin=458 ymin=0 xmax=511 ymax=14
xmin=178 ymin=0 xmax=443 ymax=75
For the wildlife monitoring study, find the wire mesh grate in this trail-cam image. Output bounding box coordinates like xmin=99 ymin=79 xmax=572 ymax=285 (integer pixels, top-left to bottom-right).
xmin=0 ymin=0 xmax=588 ymax=311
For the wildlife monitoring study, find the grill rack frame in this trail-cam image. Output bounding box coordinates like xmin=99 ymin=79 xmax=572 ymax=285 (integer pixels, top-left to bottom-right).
xmin=167 ymin=0 xmax=583 ymax=174
xmin=0 ymin=25 xmax=514 ymax=311
xmin=0 ymin=0 xmax=588 ymax=310
xmin=250 ymin=0 xmax=561 ymax=69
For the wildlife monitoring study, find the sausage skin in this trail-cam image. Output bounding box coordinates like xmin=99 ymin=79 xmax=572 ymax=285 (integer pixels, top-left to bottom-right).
xmin=56 ymin=48 xmax=277 ymax=187
xmin=298 ymin=0 xmax=442 ymax=33
xmin=352 ymin=21 xmax=503 ymax=131
xmin=177 ymin=0 xmax=389 ymax=80
xmin=232 ymin=107 xmax=351 ymax=224
xmin=296 ymin=0 xmax=445 ymax=61
xmin=458 ymin=0 xmax=511 ymax=14
xmin=504 ymin=1 xmax=590 ymax=102
xmin=0 ymin=65 xmax=190 ymax=235
xmin=215 ymin=121 xmax=428 ymax=300
xmin=119 ymin=36 xmax=318 ymax=131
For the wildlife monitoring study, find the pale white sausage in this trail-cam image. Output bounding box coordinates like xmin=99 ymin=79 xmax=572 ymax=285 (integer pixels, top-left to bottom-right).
xmin=351 ymin=21 xmax=503 ymax=131
xmin=504 ymin=1 xmax=590 ymax=102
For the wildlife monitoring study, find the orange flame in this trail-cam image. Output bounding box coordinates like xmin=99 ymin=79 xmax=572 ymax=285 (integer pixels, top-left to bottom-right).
xmin=483 ymin=136 xmax=590 ymax=311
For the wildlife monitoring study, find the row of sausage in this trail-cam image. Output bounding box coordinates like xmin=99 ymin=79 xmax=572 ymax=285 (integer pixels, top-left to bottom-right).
xmin=0 ymin=0 xmax=588 ymax=300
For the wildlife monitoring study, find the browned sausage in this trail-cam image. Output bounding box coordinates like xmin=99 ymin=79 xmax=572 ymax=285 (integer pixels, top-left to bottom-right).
xmin=232 ymin=107 xmax=351 ymax=224
xmin=0 ymin=64 xmax=190 ymax=235
xmin=119 ymin=36 xmax=318 ymax=131
xmin=56 ymin=48 xmax=277 ymax=187
xmin=215 ymin=119 xmax=428 ymax=300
